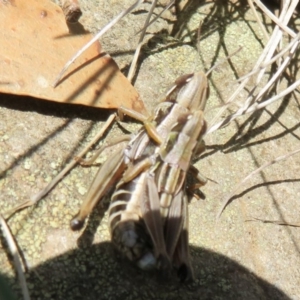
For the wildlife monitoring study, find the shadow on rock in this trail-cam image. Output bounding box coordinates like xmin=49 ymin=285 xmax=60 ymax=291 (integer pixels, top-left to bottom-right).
xmin=3 ymin=242 xmax=290 ymax=300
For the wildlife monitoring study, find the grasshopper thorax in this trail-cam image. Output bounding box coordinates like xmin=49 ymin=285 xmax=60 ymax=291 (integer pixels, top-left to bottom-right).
xmin=166 ymin=72 xmax=208 ymax=112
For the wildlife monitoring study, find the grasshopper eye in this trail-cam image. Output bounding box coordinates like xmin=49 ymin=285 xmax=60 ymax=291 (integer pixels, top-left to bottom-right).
xmin=174 ymin=73 xmax=194 ymax=87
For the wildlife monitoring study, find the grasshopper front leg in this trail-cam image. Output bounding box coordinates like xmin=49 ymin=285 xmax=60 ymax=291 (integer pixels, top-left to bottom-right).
xmin=119 ymin=105 xmax=163 ymax=145
xmin=71 ymin=148 xmax=126 ymax=230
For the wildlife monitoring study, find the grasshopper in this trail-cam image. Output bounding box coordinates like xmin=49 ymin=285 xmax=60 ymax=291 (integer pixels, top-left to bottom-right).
xmin=71 ymin=72 xmax=208 ymax=281
xmin=109 ymin=169 xmax=195 ymax=281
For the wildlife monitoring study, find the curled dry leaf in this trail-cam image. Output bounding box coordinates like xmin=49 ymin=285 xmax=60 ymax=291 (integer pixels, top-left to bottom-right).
xmin=0 ymin=0 xmax=145 ymax=113
xmin=61 ymin=0 xmax=82 ymax=23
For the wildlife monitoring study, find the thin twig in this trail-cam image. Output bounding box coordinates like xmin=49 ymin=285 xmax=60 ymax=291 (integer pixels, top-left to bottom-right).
xmin=217 ymin=147 xmax=300 ymax=218
xmin=248 ymin=0 xmax=269 ymax=40
xmin=207 ymin=30 xmax=300 ymax=134
xmin=208 ymin=0 xmax=298 ymax=133
xmin=253 ymin=0 xmax=296 ymax=37
xmin=245 ymin=217 xmax=300 ymax=227
xmin=0 ymin=214 xmax=31 ymax=300
xmin=247 ymin=76 xmax=300 ymax=112
xmin=207 ymin=76 xmax=300 ymax=134
xmin=237 ymin=33 xmax=300 ymax=82
xmin=6 ymin=114 xmax=116 ymax=219
xmin=127 ymin=0 xmax=158 ymax=82
xmin=135 ymin=0 xmax=175 ymax=35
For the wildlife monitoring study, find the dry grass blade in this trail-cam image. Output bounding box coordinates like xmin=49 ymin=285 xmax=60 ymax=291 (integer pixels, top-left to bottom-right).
xmin=135 ymin=0 xmax=175 ymax=35
xmin=53 ymin=0 xmax=145 ymax=87
xmin=245 ymin=76 xmax=300 ymax=111
xmin=207 ymin=33 xmax=300 ymax=134
xmin=245 ymin=217 xmax=300 ymax=227
xmin=208 ymin=74 xmax=300 ymax=135
xmin=217 ymin=147 xmax=300 ymax=219
xmin=237 ymin=33 xmax=300 ymax=82
xmin=127 ymin=0 xmax=158 ymax=82
xmin=207 ymin=0 xmax=300 ymax=135
xmin=253 ymin=0 xmax=297 ymax=37
xmin=5 ymin=114 xmax=116 ymax=219
xmin=248 ymin=0 xmax=269 ymax=40
xmin=0 ymin=214 xmax=31 ymax=300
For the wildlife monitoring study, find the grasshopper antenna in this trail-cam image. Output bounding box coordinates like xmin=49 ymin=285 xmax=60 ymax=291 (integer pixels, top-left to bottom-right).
xmin=127 ymin=0 xmax=175 ymax=82
xmin=205 ymin=46 xmax=242 ymax=76
xmin=193 ymin=20 xmax=242 ymax=76
xmin=192 ymin=20 xmax=203 ymax=74
xmin=127 ymin=0 xmax=158 ymax=83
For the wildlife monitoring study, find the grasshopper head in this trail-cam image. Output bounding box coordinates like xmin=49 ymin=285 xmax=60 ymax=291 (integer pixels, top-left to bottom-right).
xmin=167 ymin=72 xmax=208 ymax=112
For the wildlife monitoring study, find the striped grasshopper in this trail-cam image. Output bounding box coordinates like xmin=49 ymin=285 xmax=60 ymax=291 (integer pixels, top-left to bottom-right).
xmin=71 ymin=72 xmax=208 ymax=281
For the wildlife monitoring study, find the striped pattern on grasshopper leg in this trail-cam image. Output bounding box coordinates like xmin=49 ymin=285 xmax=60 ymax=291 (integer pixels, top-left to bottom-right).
xmin=110 ymin=165 xmax=197 ymax=281
xmin=109 ymin=172 xmax=156 ymax=270
xmin=70 ymin=72 xmax=209 ymax=281
xmin=109 ymin=171 xmax=170 ymax=271
xmin=70 ymin=148 xmax=127 ymax=230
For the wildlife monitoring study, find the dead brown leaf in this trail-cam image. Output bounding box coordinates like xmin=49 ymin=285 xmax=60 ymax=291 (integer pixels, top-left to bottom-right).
xmin=0 ymin=0 xmax=145 ymax=112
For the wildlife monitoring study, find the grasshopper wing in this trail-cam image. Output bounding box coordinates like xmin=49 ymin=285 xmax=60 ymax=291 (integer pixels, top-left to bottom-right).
xmin=164 ymin=190 xmax=184 ymax=260
xmin=173 ymin=192 xmax=194 ymax=282
xmin=140 ymin=173 xmax=171 ymax=272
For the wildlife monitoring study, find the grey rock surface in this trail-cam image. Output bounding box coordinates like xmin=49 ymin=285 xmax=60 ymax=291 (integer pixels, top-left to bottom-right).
xmin=1 ymin=1 xmax=300 ymax=299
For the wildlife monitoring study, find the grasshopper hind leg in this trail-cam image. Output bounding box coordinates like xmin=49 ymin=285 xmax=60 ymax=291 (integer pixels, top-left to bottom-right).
xmin=70 ymin=149 xmax=126 ymax=231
